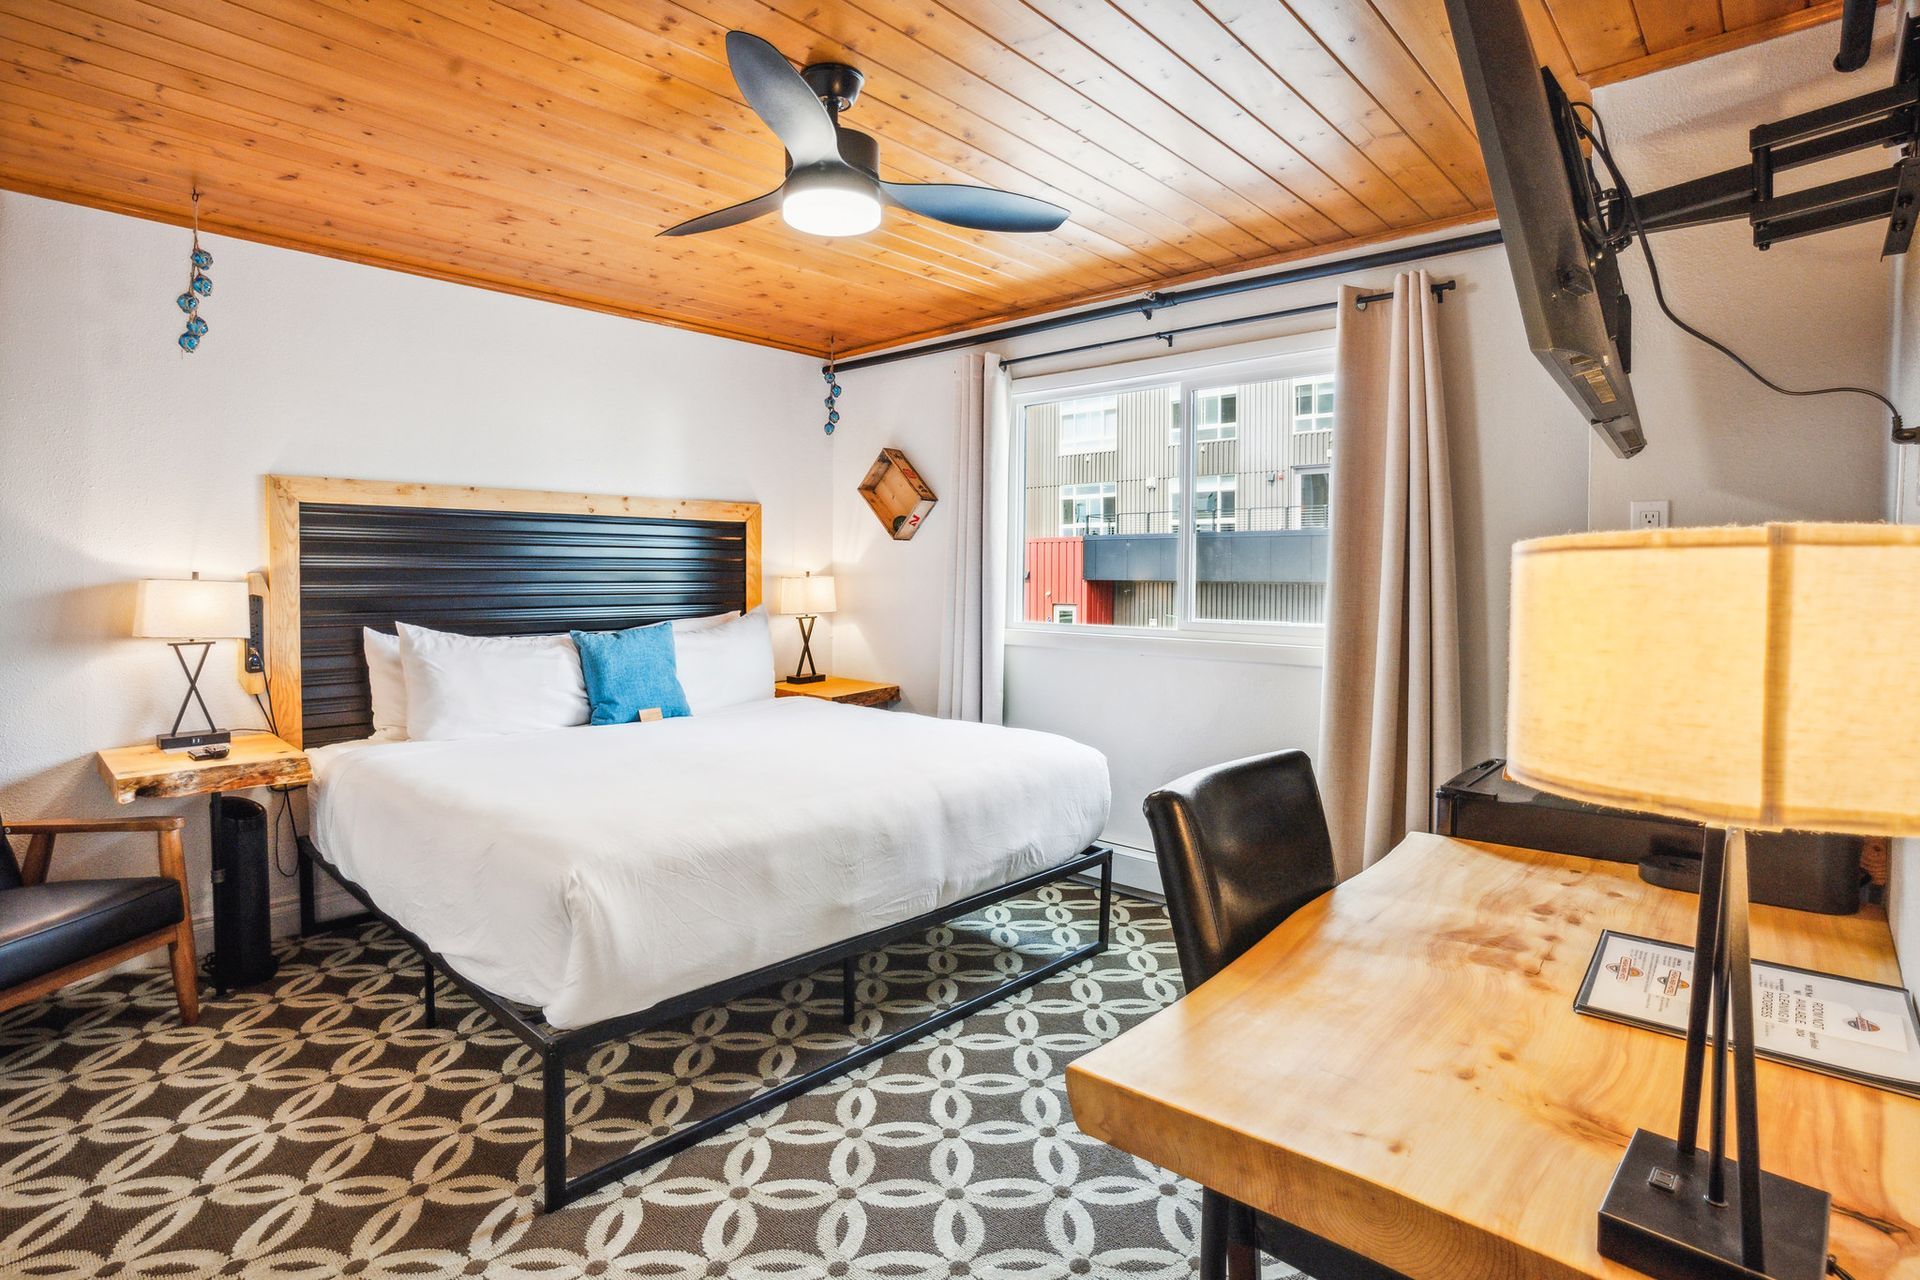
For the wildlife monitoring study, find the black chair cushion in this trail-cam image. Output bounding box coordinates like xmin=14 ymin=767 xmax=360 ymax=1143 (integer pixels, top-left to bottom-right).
xmin=1143 ymin=750 xmax=1337 ymax=990
xmin=0 ymin=878 xmax=184 ymax=989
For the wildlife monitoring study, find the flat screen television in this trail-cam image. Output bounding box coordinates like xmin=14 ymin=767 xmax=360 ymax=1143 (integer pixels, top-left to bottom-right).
xmin=1444 ymin=0 xmax=1647 ymax=459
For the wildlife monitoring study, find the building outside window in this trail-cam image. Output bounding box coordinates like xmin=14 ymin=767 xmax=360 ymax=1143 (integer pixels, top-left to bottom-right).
xmin=1056 ymin=395 xmax=1117 ymax=454
xmin=1167 ymin=475 xmax=1238 ymax=532
xmin=1173 ymin=388 xmax=1239 ymax=444
xmin=1015 ymin=342 xmax=1335 ymax=633
xmin=1058 ymin=482 xmax=1117 ymax=535
xmin=1293 ymin=466 xmax=1329 ymax=529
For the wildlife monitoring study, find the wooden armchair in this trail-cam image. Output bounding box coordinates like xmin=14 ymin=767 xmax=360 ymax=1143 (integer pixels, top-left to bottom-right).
xmin=0 ymin=811 xmax=199 ymax=1023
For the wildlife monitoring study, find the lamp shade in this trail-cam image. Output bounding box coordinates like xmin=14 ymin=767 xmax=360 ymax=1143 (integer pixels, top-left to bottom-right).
xmin=1507 ymin=523 xmax=1920 ymax=836
xmin=776 ymin=574 xmax=838 ymax=615
xmin=133 ymin=577 xmax=249 ymax=640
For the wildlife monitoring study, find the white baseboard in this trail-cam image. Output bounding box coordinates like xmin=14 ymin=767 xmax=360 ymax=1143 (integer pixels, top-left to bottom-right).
xmin=1105 ymin=841 xmax=1163 ymax=897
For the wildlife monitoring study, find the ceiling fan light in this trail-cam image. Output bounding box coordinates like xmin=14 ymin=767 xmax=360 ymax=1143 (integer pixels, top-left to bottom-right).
xmin=782 ymin=171 xmax=883 ymax=237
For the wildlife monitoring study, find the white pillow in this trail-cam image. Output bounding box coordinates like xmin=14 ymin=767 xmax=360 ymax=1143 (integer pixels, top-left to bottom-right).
xmin=362 ymin=628 xmax=409 ymax=739
xmin=671 ymin=610 xmax=741 ymax=634
xmin=673 ymin=608 xmax=776 ymax=714
xmin=395 ymin=622 xmax=589 ymax=740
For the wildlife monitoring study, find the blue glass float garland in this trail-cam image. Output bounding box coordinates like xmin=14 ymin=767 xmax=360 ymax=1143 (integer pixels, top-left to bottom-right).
xmin=822 ymin=350 xmax=841 ymax=436
xmin=175 ymin=190 xmax=214 ymax=353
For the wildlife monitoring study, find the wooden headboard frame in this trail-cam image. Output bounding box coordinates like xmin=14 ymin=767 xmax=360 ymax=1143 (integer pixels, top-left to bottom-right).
xmin=265 ymin=475 xmax=762 ymax=749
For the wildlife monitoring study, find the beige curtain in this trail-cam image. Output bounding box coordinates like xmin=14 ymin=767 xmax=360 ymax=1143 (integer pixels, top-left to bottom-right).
xmin=1317 ymin=270 xmax=1462 ymax=879
xmin=938 ymin=352 xmax=1009 ymax=723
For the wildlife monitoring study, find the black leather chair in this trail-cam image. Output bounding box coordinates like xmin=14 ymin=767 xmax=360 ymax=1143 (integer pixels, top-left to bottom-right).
xmin=0 ymin=809 xmax=200 ymax=1024
xmin=1144 ymin=751 xmax=1404 ymax=1280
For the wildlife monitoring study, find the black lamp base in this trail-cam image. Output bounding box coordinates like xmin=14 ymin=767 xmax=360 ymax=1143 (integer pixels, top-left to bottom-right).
xmin=1599 ymin=1130 xmax=1830 ymax=1280
xmin=783 ymin=673 xmax=827 ymax=685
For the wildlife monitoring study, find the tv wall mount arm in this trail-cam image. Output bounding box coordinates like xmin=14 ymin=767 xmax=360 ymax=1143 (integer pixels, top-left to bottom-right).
xmin=1592 ymin=13 xmax=1920 ymax=442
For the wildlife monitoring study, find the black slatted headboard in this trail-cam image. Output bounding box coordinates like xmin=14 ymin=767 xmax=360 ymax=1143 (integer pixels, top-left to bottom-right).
xmin=266 ymin=478 xmax=761 ymax=748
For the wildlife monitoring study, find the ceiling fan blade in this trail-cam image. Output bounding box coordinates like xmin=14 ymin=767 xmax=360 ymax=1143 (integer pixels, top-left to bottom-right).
xmin=726 ymin=31 xmax=840 ymax=168
xmin=880 ymin=181 xmax=1068 ymax=232
xmin=658 ymin=188 xmax=785 ymax=237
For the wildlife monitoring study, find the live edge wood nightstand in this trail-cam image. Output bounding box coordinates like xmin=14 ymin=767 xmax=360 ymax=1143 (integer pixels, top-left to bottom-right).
xmin=775 ymin=676 xmax=901 ymax=707
xmin=95 ymin=734 xmax=312 ymax=805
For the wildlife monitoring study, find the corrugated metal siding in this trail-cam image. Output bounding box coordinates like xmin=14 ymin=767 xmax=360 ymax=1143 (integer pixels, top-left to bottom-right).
xmin=1114 ymin=581 xmax=1176 ymax=628
xmin=1024 ymin=537 xmax=1113 ymax=624
xmin=1195 ymin=582 xmax=1326 ymax=625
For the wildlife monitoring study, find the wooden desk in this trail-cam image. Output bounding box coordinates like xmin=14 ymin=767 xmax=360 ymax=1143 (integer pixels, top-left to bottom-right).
xmin=1065 ymin=833 xmax=1920 ymax=1280
xmin=95 ymin=734 xmax=311 ymax=804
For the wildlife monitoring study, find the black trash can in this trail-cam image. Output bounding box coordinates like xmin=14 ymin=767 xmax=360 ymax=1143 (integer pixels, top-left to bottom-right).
xmin=209 ymin=795 xmax=280 ymax=990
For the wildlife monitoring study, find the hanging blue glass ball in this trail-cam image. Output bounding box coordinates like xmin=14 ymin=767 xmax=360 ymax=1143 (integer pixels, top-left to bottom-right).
xmin=828 ymin=408 xmax=840 ymax=423
xmin=186 ymin=315 xmax=208 ymax=337
xmin=823 ymin=369 xmax=835 ymax=384
xmin=824 ymin=421 xmax=835 ymax=435
xmin=191 ymin=273 xmax=213 ymax=296
xmin=178 ymin=331 xmax=200 ymax=353
xmin=176 ymin=292 xmax=198 ymax=313
xmin=830 ymin=383 xmax=843 ymax=398
xmin=191 ymin=247 xmax=213 ymax=269
xmin=824 ymin=397 xmax=835 ymax=410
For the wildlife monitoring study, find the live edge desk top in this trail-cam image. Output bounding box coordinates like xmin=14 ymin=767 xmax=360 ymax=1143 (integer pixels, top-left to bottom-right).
xmin=1065 ymin=833 xmax=1920 ymax=1280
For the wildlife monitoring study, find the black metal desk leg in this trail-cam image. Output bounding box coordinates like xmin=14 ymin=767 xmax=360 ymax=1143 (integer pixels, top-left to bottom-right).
xmin=841 ymin=955 xmax=858 ymax=1024
xmin=422 ymin=956 xmax=437 ymax=1028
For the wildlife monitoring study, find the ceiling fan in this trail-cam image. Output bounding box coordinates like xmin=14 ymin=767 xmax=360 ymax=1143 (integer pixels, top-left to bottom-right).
xmin=661 ymin=31 xmax=1070 ymax=240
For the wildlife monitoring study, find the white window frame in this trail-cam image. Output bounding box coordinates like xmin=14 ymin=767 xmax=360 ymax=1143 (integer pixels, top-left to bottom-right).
xmin=1008 ymin=331 xmax=1334 ymax=649
xmin=1052 ymin=603 xmax=1078 ymax=624
xmin=1180 ymin=387 xmax=1240 ymax=444
xmin=1057 ymin=481 xmax=1117 ymax=536
xmin=1055 ymin=395 xmax=1117 ymax=455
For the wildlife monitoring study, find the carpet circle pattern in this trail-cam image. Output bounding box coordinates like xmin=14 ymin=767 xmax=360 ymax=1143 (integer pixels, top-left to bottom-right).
xmin=0 ymin=884 xmax=1291 ymax=1279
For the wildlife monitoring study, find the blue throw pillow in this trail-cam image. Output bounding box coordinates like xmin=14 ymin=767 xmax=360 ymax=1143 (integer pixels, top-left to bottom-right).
xmin=570 ymin=623 xmax=690 ymax=725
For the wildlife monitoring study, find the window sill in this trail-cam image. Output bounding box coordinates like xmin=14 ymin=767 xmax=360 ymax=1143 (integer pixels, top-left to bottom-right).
xmin=1003 ymin=624 xmax=1325 ymax=667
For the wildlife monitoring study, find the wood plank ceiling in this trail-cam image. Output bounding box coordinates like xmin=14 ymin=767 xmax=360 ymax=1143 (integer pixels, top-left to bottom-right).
xmin=0 ymin=0 xmax=1864 ymax=356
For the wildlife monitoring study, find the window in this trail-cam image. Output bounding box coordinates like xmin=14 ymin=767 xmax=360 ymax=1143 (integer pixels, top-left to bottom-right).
xmin=1294 ymin=467 xmax=1329 ymax=529
xmin=1172 ymin=388 xmax=1239 ymax=444
xmin=1012 ymin=336 xmax=1335 ymax=635
xmin=1168 ymin=475 xmax=1238 ymax=532
xmin=1059 ymin=482 xmax=1117 ymax=536
xmin=1294 ymin=376 xmax=1335 ymax=433
xmin=1056 ymin=395 xmax=1117 ymax=454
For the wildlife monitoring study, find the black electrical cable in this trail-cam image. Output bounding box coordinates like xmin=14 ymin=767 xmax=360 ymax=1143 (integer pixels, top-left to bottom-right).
xmin=1573 ymin=101 xmax=1907 ymax=439
xmin=1829 ymin=1256 xmax=1858 ymax=1280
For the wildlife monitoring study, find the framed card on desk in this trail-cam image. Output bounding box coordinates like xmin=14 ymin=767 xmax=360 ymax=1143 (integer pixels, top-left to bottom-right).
xmin=1576 ymin=929 xmax=1920 ymax=1098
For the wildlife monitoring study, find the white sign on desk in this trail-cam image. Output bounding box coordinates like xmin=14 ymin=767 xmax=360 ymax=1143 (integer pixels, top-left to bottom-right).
xmin=1576 ymin=929 xmax=1920 ymax=1097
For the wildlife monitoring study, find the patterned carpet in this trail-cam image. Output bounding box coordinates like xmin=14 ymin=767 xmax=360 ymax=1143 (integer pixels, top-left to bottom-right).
xmin=0 ymin=882 xmax=1296 ymax=1279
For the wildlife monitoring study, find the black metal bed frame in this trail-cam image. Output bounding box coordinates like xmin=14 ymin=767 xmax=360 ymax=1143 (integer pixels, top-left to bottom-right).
xmin=298 ymin=836 xmax=1114 ymax=1211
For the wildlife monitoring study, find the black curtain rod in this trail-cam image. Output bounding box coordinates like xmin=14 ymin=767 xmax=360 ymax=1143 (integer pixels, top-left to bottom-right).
xmin=997 ymin=279 xmax=1455 ymax=371
xmin=828 ymin=226 xmax=1501 ymax=374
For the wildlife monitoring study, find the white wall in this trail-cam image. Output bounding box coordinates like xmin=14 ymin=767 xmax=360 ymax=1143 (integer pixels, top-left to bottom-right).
xmin=0 ymin=191 xmax=827 ymax=943
xmin=1586 ymin=24 xmax=1894 ymax=531
xmin=830 ymin=237 xmax=1593 ymax=876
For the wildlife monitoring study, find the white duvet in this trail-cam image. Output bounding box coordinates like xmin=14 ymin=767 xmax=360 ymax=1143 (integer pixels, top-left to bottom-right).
xmin=308 ymin=698 xmax=1109 ymax=1028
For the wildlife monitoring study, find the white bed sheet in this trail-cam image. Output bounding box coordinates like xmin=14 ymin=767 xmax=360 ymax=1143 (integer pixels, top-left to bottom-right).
xmin=308 ymin=698 xmax=1109 ymax=1028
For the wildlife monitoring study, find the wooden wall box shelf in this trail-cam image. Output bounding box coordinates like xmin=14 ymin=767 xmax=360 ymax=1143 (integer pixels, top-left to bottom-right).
xmin=776 ymin=677 xmax=901 ymax=707
xmin=858 ymin=449 xmax=937 ymax=541
xmin=95 ymin=734 xmax=312 ymax=804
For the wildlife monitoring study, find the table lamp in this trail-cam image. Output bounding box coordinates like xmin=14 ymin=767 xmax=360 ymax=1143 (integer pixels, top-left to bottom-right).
xmin=776 ymin=570 xmax=837 ymax=685
xmin=1507 ymin=523 xmax=1920 ymax=1280
xmin=134 ymin=573 xmax=250 ymax=751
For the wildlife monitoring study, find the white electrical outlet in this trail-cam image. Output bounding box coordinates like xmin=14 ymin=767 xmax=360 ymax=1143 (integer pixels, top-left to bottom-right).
xmin=1629 ymin=500 xmax=1670 ymax=529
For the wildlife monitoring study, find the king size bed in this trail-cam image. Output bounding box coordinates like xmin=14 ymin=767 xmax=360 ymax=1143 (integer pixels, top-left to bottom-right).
xmin=267 ymin=476 xmax=1113 ymax=1210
